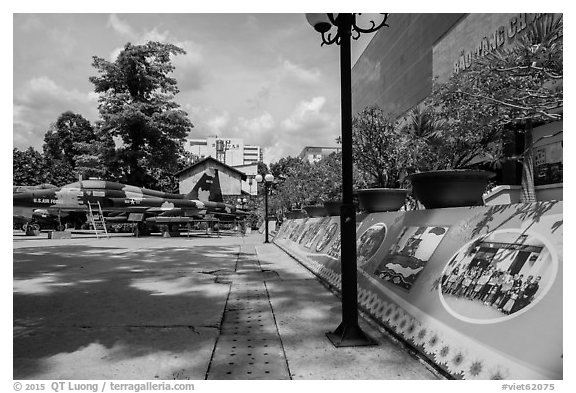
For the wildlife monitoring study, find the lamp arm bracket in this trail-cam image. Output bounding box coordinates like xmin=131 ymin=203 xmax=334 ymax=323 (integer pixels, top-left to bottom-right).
xmin=321 ymin=31 xmax=340 ymax=46
xmin=318 ymin=13 xmax=389 ymax=46
xmin=352 ymin=13 xmax=390 ymax=35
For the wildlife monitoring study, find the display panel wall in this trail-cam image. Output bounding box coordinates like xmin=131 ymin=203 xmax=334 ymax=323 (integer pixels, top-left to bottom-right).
xmin=275 ymin=202 xmax=562 ymax=380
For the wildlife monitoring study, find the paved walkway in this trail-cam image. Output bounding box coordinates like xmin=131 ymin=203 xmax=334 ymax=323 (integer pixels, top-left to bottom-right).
xmin=13 ymin=231 xmax=441 ymax=380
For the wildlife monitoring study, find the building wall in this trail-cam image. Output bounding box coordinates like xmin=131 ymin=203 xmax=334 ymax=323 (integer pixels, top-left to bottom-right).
xmin=234 ymin=163 xmax=258 ymax=196
xmin=433 ymin=13 xmax=549 ymax=83
xmin=178 ymin=160 xmax=243 ymax=196
xmin=185 ymin=139 xmax=207 ymax=158
xmin=351 ymin=13 xmax=465 ymax=116
xmin=184 ymin=137 xmax=262 ymax=167
xmin=180 ymin=169 xmax=240 ymax=196
xmin=299 ymin=146 xmax=342 ymax=163
xmin=243 ymin=145 xmax=262 ymax=165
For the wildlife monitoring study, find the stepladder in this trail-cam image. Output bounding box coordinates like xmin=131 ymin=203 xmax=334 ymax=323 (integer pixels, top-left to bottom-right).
xmin=87 ymin=201 xmax=109 ymax=239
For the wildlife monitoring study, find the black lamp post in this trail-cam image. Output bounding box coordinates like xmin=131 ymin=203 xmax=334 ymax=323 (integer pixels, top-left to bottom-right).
xmin=255 ymin=173 xmax=274 ymax=243
xmin=306 ymin=13 xmax=389 ymax=347
xmin=248 ymin=175 xmax=255 ymax=195
xmin=236 ymin=197 xmax=248 ymax=235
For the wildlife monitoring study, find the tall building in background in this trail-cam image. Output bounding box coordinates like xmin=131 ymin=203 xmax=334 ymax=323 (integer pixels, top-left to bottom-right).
xmin=299 ymin=146 xmax=342 ymax=163
xmin=185 ymin=137 xmax=263 ymax=166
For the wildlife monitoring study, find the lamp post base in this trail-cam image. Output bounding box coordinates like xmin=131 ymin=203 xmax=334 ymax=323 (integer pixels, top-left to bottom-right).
xmin=326 ymin=321 xmax=377 ymax=347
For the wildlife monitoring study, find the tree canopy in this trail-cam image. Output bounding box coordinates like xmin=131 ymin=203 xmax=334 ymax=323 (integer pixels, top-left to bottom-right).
xmin=43 ymin=111 xmax=97 ymax=168
xmin=351 ymin=106 xmax=405 ymax=188
xmin=89 ymin=41 xmax=193 ymax=189
xmin=268 ymin=153 xmax=369 ymax=212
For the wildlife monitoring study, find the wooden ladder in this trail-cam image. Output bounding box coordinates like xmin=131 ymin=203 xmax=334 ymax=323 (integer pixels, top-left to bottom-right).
xmin=87 ymin=201 xmax=109 ymax=239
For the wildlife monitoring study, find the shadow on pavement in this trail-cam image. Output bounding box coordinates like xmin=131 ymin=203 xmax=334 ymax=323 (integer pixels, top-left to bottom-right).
xmin=13 ymin=243 xmax=241 ymax=379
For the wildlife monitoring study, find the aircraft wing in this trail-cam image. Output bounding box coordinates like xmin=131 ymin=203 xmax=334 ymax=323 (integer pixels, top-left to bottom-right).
xmin=105 ymin=197 xmax=205 ymax=210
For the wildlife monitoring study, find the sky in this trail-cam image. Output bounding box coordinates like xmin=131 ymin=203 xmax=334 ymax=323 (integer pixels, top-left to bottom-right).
xmin=11 ymin=11 xmax=380 ymax=164
xmin=10 ymin=1 xmax=568 ymax=166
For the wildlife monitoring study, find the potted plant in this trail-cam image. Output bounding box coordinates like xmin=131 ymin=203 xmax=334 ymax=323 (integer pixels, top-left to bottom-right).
xmin=351 ymin=106 xmax=408 ymax=212
xmin=302 ymin=199 xmax=328 ymax=218
xmin=398 ymin=92 xmax=500 ymax=209
xmin=323 ymin=200 xmax=342 ymax=216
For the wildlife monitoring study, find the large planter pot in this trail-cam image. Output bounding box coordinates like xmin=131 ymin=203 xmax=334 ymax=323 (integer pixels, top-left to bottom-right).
xmin=407 ymin=169 xmax=494 ymax=209
xmin=323 ymin=200 xmax=343 ymax=216
xmin=285 ymin=210 xmax=306 ymax=219
xmin=303 ymin=205 xmax=328 ymax=218
xmin=357 ymin=188 xmax=407 ymax=212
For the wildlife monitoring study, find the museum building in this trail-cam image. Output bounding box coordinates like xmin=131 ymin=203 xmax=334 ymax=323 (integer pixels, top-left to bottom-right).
xmin=351 ymin=13 xmax=563 ymax=203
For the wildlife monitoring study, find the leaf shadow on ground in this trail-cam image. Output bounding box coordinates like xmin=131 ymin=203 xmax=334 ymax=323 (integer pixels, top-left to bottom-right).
xmin=13 ymin=242 xmax=243 ymax=379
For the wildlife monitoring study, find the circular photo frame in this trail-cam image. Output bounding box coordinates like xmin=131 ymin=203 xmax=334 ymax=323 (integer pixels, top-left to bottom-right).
xmin=438 ymin=229 xmax=558 ymax=324
xmin=356 ymin=222 xmax=387 ymax=267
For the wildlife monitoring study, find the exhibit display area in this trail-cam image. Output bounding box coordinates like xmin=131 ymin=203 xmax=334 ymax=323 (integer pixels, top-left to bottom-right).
xmin=274 ymin=201 xmax=562 ymax=380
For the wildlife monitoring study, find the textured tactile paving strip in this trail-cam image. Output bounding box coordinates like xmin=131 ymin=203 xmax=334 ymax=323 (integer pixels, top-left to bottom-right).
xmin=206 ymin=247 xmax=291 ymax=380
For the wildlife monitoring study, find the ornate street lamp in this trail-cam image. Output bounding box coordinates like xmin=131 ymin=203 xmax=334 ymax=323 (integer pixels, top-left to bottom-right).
xmin=236 ymin=197 xmax=249 ymax=235
xmin=306 ymin=13 xmax=389 ymax=347
xmin=255 ymin=173 xmax=274 ymax=243
xmin=236 ymin=197 xmax=248 ymax=209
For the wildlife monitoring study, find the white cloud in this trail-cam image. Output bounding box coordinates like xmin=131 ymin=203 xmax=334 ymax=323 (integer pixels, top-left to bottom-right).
xmin=280 ymin=59 xmax=322 ymax=85
xmin=13 ymin=76 xmax=99 ymax=150
xmin=107 ymin=14 xmax=137 ymax=39
xmin=207 ymin=113 xmax=231 ymax=132
xmin=230 ymin=112 xmax=277 ymax=148
xmin=264 ymin=143 xmax=294 ymax=165
xmin=171 ymin=40 xmax=208 ymax=91
xmin=281 ymin=96 xmax=328 ymax=131
xmin=244 ymin=15 xmax=259 ymax=30
xmin=256 ymin=96 xmax=340 ymax=163
xmin=16 ymin=14 xmax=44 ymax=32
xmin=237 ymin=113 xmax=275 ymax=135
xmin=21 ymin=77 xmax=97 ymax=106
xmin=183 ymin=106 xmax=231 ymax=138
xmin=106 ymin=15 xmax=207 ymax=90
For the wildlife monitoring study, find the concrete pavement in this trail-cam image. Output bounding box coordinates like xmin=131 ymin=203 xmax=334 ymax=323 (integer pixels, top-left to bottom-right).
xmin=13 ymin=231 xmax=442 ymax=380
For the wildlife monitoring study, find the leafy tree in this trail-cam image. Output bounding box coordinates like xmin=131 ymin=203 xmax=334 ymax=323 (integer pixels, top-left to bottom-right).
xmin=89 ymin=41 xmax=193 ymax=190
xmin=73 ymin=140 xmax=108 ymax=179
xmin=310 ymin=152 xmax=343 ymax=202
xmin=43 ymin=111 xmax=97 ymax=168
xmin=269 ymin=156 xmax=302 ymax=179
xmin=464 ymin=14 xmax=562 ymax=202
xmin=407 ymin=82 xmax=509 ymax=172
xmin=13 ymin=146 xmax=76 ymax=186
xmin=462 ymin=14 xmax=562 ymax=124
xmin=425 ymin=14 xmax=563 ymax=202
xmin=13 ymin=147 xmax=47 ymax=185
xmin=269 ymin=152 xmax=372 ymax=212
xmin=257 ymin=161 xmax=269 ymax=176
xmin=351 ymin=106 xmax=406 ymax=188
xmin=41 ymin=111 xmax=101 ymax=184
xmin=269 ymin=156 xmax=311 ymax=210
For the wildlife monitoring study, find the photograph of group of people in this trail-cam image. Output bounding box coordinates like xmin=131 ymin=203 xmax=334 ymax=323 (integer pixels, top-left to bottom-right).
xmin=442 ymin=267 xmax=541 ymax=315
xmin=440 ymin=230 xmax=553 ymax=319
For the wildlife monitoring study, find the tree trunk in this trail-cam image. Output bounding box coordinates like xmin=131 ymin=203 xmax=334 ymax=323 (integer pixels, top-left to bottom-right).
xmin=520 ymin=120 xmax=537 ymax=203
